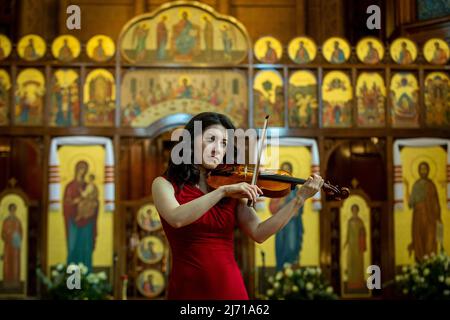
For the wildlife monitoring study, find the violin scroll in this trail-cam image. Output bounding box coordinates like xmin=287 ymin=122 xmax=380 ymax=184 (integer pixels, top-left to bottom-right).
xmin=323 ymin=181 xmax=350 ymax=201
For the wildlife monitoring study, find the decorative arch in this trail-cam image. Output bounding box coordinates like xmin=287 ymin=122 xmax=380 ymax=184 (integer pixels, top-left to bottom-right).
xmin=118 ymin=0 xmax=251 ymax=66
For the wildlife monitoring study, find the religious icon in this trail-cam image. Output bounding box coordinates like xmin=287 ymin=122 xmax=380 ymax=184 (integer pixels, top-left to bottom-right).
xmin=202 ymin=15 xmax=213 ymax=61
xmin=403 ymin=161 xmax=442 ymax=261
xmin=83 ymin=68 xmax=115 ymax=126
xmin=322 ymin=37 xmax=351 ymax=64
xmin=268 ymin=161 xmax=305 ymax=271
xmin=394 ymin=144 xmax=448 ymax=267
xmin=136 ymin=269 xmax=165 ymax=298
xmin=288 ymin=36 xmax=317 ymax=64
xmin=47 ymin=142 xmax=114 ymax=277
xmin=86 ymin=35 xmax=116 ymax=62
xmin=0 ymin=34 xmax=12 ymax=61
xmin=51 ymin=35 xmax=81 ymax=62
xmin=119 ymin=3 xmax=249 ymax=65
xmin=424 ymin=72 xmax=449 ymax=127
xmin=0 ymin=193 xmax=28 ymax=296
xmin=389 ymin=72 xmax=419 ymax=127
xmin=0 ymin=69 xmax=11 ymax=126
xmin=120 ymin=69 xmax=247 ymax=128
xmin=137 ymin=204 xmax=161 ymax=232
xmin=132 ymin=22 xmax=150 ymax=62
xmin=253 ymin=70 xmax=284 ymax=127
xmin=14 ymin=68 xmax=45 ymax=126
xmin=340 ymin=196 xmax=371 ymax=298
xmin=254 ymin=141 xmax=321 ymax=279
xmin=63 ymin=160 xmax=100 ymax=272
xmin=389 ymin=38 xmax=417 ymax=65
xmin=254 ymin=36 xmax=282 ymax=64
xmin=137 ymin=236 xmax=164 ymax=265
xmin=170 ymin=10 xmax=202 ymax=62
xmin=423 ymin=38 xmax=449 ymax=65
xmin=288 ymin=70 xmax=318 ymax=128
xmin=356 ymin=72 xmax=386 ymax=127
xmin=356 ymin=37 xmax=384 ymax=64
xmin=322 ymin=71 xmax=353 ymax=127
xmin=156 ymin=16 xmax=169 ymax=61
xmin=50 ymin=69 xmax=80 ymax=127
xmin=17 ymin=34 xmax=46 ymax=61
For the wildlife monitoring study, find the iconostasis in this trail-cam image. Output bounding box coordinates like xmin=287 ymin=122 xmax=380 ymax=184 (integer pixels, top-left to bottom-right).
xmin=0 ymin=1 xmax=448 ymax=299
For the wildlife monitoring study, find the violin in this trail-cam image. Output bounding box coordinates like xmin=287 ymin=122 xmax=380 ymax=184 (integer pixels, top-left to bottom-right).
xmin=206 ymin=115 xmax=349 ymax=204
xmin=206 ymin=164 xmax=350 ymax=201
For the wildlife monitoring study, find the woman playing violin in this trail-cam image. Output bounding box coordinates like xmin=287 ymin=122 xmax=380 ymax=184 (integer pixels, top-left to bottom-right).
xmin=152 ymin=112 xmax=324 ymax=300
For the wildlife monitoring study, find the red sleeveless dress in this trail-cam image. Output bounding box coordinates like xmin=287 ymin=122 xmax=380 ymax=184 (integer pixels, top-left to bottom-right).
xmin=159 ymin=178 xmax=249 ymax=300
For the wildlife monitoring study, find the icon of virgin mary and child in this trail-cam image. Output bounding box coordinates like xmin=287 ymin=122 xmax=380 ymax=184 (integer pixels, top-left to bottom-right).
xmin=63 ymin=160 xmax=99 ymax=272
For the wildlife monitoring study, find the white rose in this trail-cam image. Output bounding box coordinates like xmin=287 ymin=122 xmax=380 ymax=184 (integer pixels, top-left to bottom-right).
xmin=402 ymin=289 xmax=408 ymax=295
xmin=87 ymin=274 xmax=96 ymax=283
xmin=309 ymin=268 xmax=316 ymax=275
xmin=285 ymin=268 xmax=293 ymax=277
xmin=316 ymin=268 xmax=322 ymax=275
xmin=423 ymin=254 xmax=429 ymax=261
xmin=423 ymin=268 xmax=430 ymax=276
xmin=56 ymin=264 xmax=64 ymax=271
xmin=395 ymin=275 xmax=403 ymax=282
xmin=326 ymin=286 xmax=333 ymax=294
xmin=97 ymin=271 xmax=107 ymax=280
xmin=306 ymin=282 xmax=314 ymax=291
xmin=268 ymin=276 xmax=274 ymax=284
xmin=295 ymin=269 xmax=302 ymax=275
xmin=438 ymin=276 xmax=444 ymax=282
xmin=274 ymin=282 xmax=280 ymax=289
xmin=275 ymin=272 xmax=283 ymax=281
xmin=444 ymin=290 xmax=450 ymax=296
xmin=402 ymin=266 xmax=408 ymax=273
xmin=266 ymin=289 xmax=274 ymax=296
xmin=292 ymin=285 xmax=299 ymax=292
xmin=445 ymin=277 xmax=450 ymax=286
xmin=283 ymin=262 xmax=292 ymax=269
xmin=51 ymin=270 xmax=59 ymax=278
xmin=78 ymin=263 xmax=88 ymax=275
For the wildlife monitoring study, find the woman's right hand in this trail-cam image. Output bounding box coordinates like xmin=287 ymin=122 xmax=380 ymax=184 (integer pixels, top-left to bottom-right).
xmin=221 ymin=182 xmax=263 ymax=204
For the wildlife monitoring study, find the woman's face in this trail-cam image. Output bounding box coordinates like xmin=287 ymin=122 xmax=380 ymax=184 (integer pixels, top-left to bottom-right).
xmin=194 ymin=124 xmax=228 ymax=170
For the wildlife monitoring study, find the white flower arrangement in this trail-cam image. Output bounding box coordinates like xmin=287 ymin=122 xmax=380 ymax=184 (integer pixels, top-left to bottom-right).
xmin=36 ymin=263 xmax=112 ymax=300
xmin=263 ymin=264 xmax=337 ymax=300
xmin=395 ymin=252 xmax=450 ymax=300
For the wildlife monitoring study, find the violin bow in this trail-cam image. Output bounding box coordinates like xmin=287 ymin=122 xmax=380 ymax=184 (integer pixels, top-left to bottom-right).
xmin=248 ymin=115 xmax=269 ymax=207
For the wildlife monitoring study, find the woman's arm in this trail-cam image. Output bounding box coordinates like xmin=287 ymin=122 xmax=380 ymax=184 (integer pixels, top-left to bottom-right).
xmin=237 ymin=195 xmax=304 ymax=244
xmin=237 ymin=174 xmax=323 ymax=243
xmin=152 ymin=176 xmax=226 ymax=228
xmin=152 ymin=177 xmax=261 ymax=228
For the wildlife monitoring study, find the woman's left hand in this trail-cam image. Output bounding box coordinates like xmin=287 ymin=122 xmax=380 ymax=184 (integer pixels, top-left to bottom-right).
xmin=296 ymin=174 xmax=324 ymax=201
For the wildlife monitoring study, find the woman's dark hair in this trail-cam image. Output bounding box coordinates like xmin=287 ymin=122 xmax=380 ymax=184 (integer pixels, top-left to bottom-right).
xmin=164 ymin=112 xmax=237 ymax=189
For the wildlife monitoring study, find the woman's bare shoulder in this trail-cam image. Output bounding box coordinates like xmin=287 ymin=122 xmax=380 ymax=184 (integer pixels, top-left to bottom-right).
xmin=152 ymin=176 xmax=174 ymax=192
